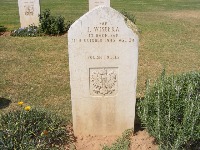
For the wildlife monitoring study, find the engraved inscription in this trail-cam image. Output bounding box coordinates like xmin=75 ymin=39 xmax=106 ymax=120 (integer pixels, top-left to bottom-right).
xmin=89 ymin=0 xmax=110 ymax=10
xmin=71 ymin=21 xmax=135 ymax=43
xmin=88 ymin=55 xmax=119 ymax=60
xmin=24 ymin=2 xmax=34 ymax=16
xmin=94 ymin=1 xmax=104 ymax=7
xmin=90 ymin=68 xmax=118 ymax=96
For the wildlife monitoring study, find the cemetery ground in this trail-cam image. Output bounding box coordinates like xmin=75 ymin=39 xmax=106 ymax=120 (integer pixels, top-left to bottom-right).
xmin=0 ymin=0 xmax=200 ymax=149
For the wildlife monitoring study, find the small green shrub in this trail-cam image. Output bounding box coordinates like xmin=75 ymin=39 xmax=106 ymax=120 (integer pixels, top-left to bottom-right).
xmin=121 ymin=10 xmax=136 ymax=24
xmin=102 ymin=129 xmax=132 ymax=150
xmin=0 ymin=26 xmax=7 ymax=33
xmin=10 ymin=9 xmax=73 ymax=37
xmin=0 ymin=103 xmax=71 ymax=149
xmin=66 ymin=20 xmax=73 ymax=32
xmin=138 ymin=71 xmax=200 ymax=150
xmin=10 ymin=25 xmax=41 ymax=37
xmin=39 ymin=9 xmax=67 ymax=35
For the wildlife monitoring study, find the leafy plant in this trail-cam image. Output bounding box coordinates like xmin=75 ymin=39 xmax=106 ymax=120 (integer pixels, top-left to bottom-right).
xmin=66 ymin=20 xmax=73 ymax=32
xmin=137 ymin=71 xmax=200 ymax=150
xmin=39 ymin=9 xmax=69 ymax=35
xmin=102 ymin=129 xmax=132 ymax=150
xmin=0 ymin=102 xmax=73 ymax=149
xmin=0 ymin=26 xmax=7 ymax=33
xmin=10 ymin=25 xmax=41 ymax=37
xmin=10 ymin=9 xmax=73 ymax=37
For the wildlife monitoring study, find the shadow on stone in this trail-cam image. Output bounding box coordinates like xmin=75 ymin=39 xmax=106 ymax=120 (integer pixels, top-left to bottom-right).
xmin=0 ymin=97 xmax=11 ymax=109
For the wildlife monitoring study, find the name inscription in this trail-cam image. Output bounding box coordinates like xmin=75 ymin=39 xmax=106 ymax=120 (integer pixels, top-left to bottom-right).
xmin=71 ymin=22 xmax=134 ymax=43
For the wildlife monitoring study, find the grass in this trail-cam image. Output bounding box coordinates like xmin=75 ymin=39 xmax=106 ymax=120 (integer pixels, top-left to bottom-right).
xmin=1 ymin=0 xmax=200 ymax=30
xmin=0 ymin=36 xmax=72 ymax=121
xmin=0 ymin=0 xmax=200 ymax=136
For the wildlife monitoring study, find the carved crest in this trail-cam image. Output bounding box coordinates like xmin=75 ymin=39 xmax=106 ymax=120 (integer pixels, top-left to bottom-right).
xmin=24 ymin=4 xmax=34 ymax=16
xmin=90 ymin=68 xmax=118 ymax=96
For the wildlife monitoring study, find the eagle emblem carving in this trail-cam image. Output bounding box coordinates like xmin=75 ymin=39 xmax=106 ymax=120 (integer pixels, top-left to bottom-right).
xmin=90 ymin=68 xmax=118 ymax=96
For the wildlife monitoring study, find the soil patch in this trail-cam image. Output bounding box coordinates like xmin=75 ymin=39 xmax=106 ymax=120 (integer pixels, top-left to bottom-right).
xmin=130 ymin=130 xmax=158 ymax=150
xmin=68 ymin=126 xmax=158 ymax=150
xmin=0 ymin=31 xmax=10 ymax=37
xmin=73 ymin=135 xmax=118 ymax=150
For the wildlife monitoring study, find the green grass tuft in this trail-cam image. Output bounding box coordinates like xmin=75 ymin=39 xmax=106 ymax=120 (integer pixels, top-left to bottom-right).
xmin=102 ymin=129 xmax=133 ymax=150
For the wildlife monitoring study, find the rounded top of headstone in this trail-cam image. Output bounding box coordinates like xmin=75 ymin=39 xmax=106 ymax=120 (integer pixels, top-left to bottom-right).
xmin=69 ymin=6 xmax=139 ymax=35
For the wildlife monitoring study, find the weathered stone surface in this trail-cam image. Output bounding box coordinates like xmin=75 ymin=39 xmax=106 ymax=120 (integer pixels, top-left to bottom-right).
xmin=18 ymin=0 xmax=40 ymax=27
xmin=68 ymin=6 xmax=138 ymax=136
xmin=89 ymin=0 xmax=110 ymax=10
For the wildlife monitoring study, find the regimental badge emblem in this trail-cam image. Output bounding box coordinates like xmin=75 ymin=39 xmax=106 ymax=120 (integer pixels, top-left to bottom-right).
xmin=24 ymin=4 xmax=34 ymax=16
xmin=90 ymin=68 xmax=118 ymax=96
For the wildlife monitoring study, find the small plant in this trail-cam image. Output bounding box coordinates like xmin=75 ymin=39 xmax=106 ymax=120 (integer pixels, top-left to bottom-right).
xmin=137 ymin=71 xmax=200 ymax=150
xmin=102 ymin=129 xmax=133 ymax=150
xmin=39 ymin=9 xmax=67 ymax=35
xmin=0 ymin=101 xmax=72 ymax=149
xmin=66 ymin=20 xmax=73 ymax=32
xmin=10 ymin=9 xmax=73 ymax=37
xmin=0 ymin=26 xmax=7 ymax=33
xmin=10 ymin=25 xmax=41 ymax=37
xmin=121 ymin=10 xmax=136 ymax=24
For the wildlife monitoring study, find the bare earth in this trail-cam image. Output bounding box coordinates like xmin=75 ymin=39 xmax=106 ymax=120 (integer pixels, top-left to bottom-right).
xmin=0 ymin=31 xmax=10 ymax=36
xmin=70 ymin=129 xmax=158 ymax=150
xmin=130 ymin=130 xmax=158 ymax=150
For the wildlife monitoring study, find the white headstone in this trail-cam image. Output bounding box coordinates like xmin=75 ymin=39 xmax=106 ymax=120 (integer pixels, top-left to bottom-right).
xmin=89 ymin=0 xmax=110 ymax=10
xmin=18 ymin=0 xmax=40 ymax=28
xmin=68 ymin=6 xmax=138 ymax=136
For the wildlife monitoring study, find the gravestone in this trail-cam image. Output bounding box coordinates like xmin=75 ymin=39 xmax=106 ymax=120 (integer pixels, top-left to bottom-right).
xmin=89 ymin=0 xmax=110 ymax=10
xmin=18 ymin=0 xmax=40 ymax=28
xmin=68 ymin=6 xmax=138 ymax=136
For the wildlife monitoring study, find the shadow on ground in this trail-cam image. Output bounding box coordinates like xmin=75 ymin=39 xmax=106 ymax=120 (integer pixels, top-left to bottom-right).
xmin=134 ymin=97 xmax=145 ymax=133
xmin=0 ymin=97 xmax=11 ymax=109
